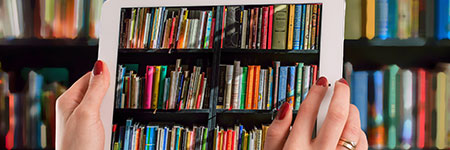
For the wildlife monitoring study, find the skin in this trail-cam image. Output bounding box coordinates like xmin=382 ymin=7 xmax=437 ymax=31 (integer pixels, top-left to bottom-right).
xmin=55 ymin=61 xmax=367 ymax=150
xmin=56 ymin=60 xmax=110 ymax=150
xmin=264 ymin=79 xmax=368 ymax=150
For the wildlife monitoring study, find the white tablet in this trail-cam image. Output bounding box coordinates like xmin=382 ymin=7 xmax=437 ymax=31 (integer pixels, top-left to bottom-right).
xmin=98 ymin=0 xmax=344 ymax=149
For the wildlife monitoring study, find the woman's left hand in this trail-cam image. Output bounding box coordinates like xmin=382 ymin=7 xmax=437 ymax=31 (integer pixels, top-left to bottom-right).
xmin=55 ymin=60 xmax=110 ymax=150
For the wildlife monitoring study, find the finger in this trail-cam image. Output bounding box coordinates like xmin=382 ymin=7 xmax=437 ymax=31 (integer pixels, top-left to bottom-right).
xmin=264 ymin=102 xmax=292 ymax=150
xmin=314 ymin=79 xmax=350 ymax=149
xmin=356 ymin=130 xmax=368 ymax=150
xmin=56 ymin=72 xmax=91 ymax=118
xmin=284 ymin=76 xmax=328 ymax=146
xmin=79 ymin=60 xmax=110 ymax=111
xmin=337 ymin=105 xmax=361 ymax=150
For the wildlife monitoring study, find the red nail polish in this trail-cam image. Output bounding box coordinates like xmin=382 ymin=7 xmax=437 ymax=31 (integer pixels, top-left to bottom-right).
xmin=338 ymin=78 xmax=348 ymax=86
xmin=93 ymin=60 xmax=103 ymax=75
xmin=277 ymin=102 xmax=290 ymax=120
xmin=316 ymin=76 xmax=328 ymax=87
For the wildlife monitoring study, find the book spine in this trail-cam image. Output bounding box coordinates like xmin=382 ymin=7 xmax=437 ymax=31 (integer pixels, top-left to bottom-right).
xmin=385 ymin=65 xmax=399 ymax=149
xmin=273 ymin=61 xmax=280 ymax=108
xmin=221 ymin=7 xmax=227 ymax=48
xmin=303 ymin=5 xmax=311 ymax=50
xmin=310 ymin=5 xmax=317 ymax=49
xmin=368 ymin=71 xmax=385 ymax=148
xmin=257 ymin=7 xmax=263 ymax=49
xmin=293 ymin=5 xmax=302 ymax=50
xmin=268 ymin=6 xmax=274 ymax=49
xmin=241 ymin=10 xmax=248 ymax=49
xmin=246 ymin=66 xmax=254 ymax=109
xmin=399 ymin=70 xmax=414 ymax=148
xmin=435 ymin=72 xmax=446 ymax=149
xmin=253 ymin=66 xmax=261 ymax=109
xmin=204 ymin=11 xmax=213 ymax=49
xmin=199 ymin=77 xmax=207 ymax=109
xmin=315 ymin=5 xmax=322 ymax=49
xmin=217 ymin=65 xmax=226 ymax=109
xmin=225 ymin=65 xmax=234 ymax=109
xmin=387 ymin=0 xmax=398 ymax=38
xmin=253 ymin=8 xmax=259 ymax=49
xmin=232 ymin=61 xmax=241 ymax=109
xmin=302 ymin=66 xmax=310 ymax=100
xmin=261 ymin=7 xmax=269 ymax=49
xmin=168 ymin=17 xmax=178 ymax=49
xmin=156 ymin=66 xmax=167 ymax=109
xmin=145 ymin=66 xmax=154 ymax=109
xmin=278 ymin=67 xmax=288 ymax=105
xmin=258 ymin=69 xmax=266 ymax=109
xmin=287 ymin=5 xmax=295 ymax=50
xmin=176 ymin=72 xmax=184 ymax=110
xmin=267 ymin=67 xmax=273 ymax=110
xmin=262 ymin=69 xmax=269 ymax=110
xmin=272 ymin=5 xmax=288 ymax=49
xmin=294 ymin=63 xmax=303 ymax=110
xmin=376 ymin=0 xmax=389 ymax=39
xmin=248 ymin=9 xmax=255 ymax=49
xmin=351 ymin=71 xmax=369 ymax=132
xmin=300 ymin=5 xmax=306 ymax=50
xmin=237 ymin=67 xmax=243 ymax=109
xmin=287 ymin=66 xmax=295 ymax=107
xmin=196 ymin=74 xmax=205 ymax=109
xmin=197 ymin=11 xmax=207 ymax=49
xmin=209 ymin=18 xmax=216 ymax=49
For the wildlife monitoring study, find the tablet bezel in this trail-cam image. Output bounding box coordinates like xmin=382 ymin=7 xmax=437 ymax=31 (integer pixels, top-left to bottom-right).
xmin=98 ymin=0 xmax=345 ymax=149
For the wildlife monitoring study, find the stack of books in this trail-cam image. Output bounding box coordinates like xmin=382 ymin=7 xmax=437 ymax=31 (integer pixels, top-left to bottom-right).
xmin=0 ymin=70 xmax=67 ymax=149
xmin=115 ymin=59 xmax=211 ymax=110
xmin=112 ymin=119 xmax=208 ymax=150
xmin=0 ymin=0 xmax=104 ymax=39
xmin=119 ymin=4 xmax=323 ymax=50
xmin=213 ymin=125 xmax=269 ymax=150
xmin=218 ymin=61 xmax=318 ymax=110
xmin=344 ymin=62 xmax=450 ymax=149
xmin=345 ymin=0 xmax=450 ymax=40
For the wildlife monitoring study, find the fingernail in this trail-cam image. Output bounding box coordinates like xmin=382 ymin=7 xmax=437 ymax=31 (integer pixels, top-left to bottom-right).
xmin=316 ymin=76 xmax=328 ymax=87
xmin=276 ymin=102 xmax=290 ymax=120
xmin=338 ymin=78 xmax=348 ymax=86
xmin=93 ymin=60 xmax=103 ymax=75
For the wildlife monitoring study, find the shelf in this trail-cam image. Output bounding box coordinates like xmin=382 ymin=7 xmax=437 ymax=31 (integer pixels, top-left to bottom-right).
xmin=220 ymin=48 xmax=319 ymax=54
xmin=344 ymin=38 xmax=450 ymax=47
xmin=0 ymin=38 xmax=98 ymax=46
xmin=113 ymin=109 xmax=211 ymax=126
xmin=118 ymin=48 xmax=214 ymax=54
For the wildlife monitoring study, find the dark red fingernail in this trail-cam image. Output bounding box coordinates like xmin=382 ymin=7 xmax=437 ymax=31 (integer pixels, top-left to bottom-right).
xmin=316 ymin=76 xmax=328 ymax=87
xmin=338 ymin=78 xmax=348 ymax=86
xmin=277 ymin=102 xmax=290 ymax=120
xmin=93 ymin=60 xmax=103 ymax=75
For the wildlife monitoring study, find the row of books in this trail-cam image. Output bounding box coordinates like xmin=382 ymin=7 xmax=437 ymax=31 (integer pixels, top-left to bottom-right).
xmin=119 ymin=4 xmax=323 ymax=50
xmin=112 ymin=119 xmax=208 ymax=150
xmin=217 ymin=61 xmax=318 ymax=110
xmin=213 ymin=125 xmax=268 ymax=150
xmin=0 ymin=0 xmax=104 ymax=39
xmin=344 ymin=62 xmax=450 ymax=149
xmin=345 ymin=0 xmax=450 ymax=40
xmin=0 ymin=70 xmax=67 ymax=149
xmin=115 ymin=60 xmax=211 ymax=110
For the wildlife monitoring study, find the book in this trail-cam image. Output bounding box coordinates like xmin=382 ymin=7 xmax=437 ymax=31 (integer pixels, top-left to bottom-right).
xmin=287 ymin=5 xmax=295 ymax=50
xmin=294 ymin=63 xmax=303 ymax=110
xmin=351 ymin=71 xmax=369 ymax=132
xmin=398 ymin=69 xmax=414 ymax=149
xmin=278 ymin=67 xmax=288 ymax=105
xmin=435 ymin=0 xmax=449 ymax=40
xmin=435 ymin=72 xmax=446 ymax=149
xmin=363 ymin=0 xmax=375 ymax=39
xmin=232 ymin=61 xmax=241 ymax=109
xmin=387 ymin=0 xmax=398 ymax=38
xmin=257 ymin=7 xmax=262 ymax=49
xmin=157 ymin=66 xmax=168 ymax=109
xmin=273 ymin=61 xmax=280 ymax=108
xmin=144 ymin=66 xmax=154 ymax=109
xmin=261 ymin=7 xmax=269 ymax=49
xmin=303 ymin=5 xmax=311 ymax=49
xmin=368 ymin=70 xmax=385 ymax=148
xmin=267 ymin=67 xmax=273 ymax=110
xmin=225 ymin=65 xmax=234 ymax=109
xmin=224 ymin=6 xmax=242 ymax=48
xmin=345 ymin=0 xmax=362 ymax=39
xmin=258 ymin=69 xmax=266 ymax=109
xmin=241 ymin=10 xmax=249 ymax=49
xmin=302 ymin=65 xmax=311 ymax=100
xmin=384 ymin=65 xmax=399 ymax=149
xmin=246 ymin=66 xmax=255 ymax=109
xmin=253 ymin=66 xmax=261 ymax=109
xmin=293 ymin=5 xmax=302 ymax=50
xmin=375 ymin=0 xmax=388 ymax=39
xmin=287 ymin=66 xmax=296 ymax=107
xmin=272 ymin=5 xmax=288 ymax=49
xmin=415 ymin=68 xmax=426 ymax=149
xmin=267 ymin=6 xmax=274 ymax=49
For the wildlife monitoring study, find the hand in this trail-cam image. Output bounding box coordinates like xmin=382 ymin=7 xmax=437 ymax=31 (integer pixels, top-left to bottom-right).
xmin=56 ymin=60 xmax=110 ymax=150
xmin=264 ymin=77 xmax=368 ymax=150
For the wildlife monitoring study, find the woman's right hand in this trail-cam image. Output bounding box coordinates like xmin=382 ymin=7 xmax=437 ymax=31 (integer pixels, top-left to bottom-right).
xmin=264 ymin=77 xmax=368 ymax=150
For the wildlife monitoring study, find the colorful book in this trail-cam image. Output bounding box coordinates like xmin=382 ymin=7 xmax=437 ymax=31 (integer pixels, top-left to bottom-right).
xmin=258 ymin=69 xmax=266 ymax=109
xmin=287 ymin=5 xmax=295 ymax=50
xmin=253 ymin=66 xmax=261 ymax=109
xmin=240 ymin=67 xmax=248 ymax=109
xmin=384 ymin=65 xmax=399 ymax=149
xmin=294 ymin=63 xmax=303 ymax=110
xmin=293 ymin=5 xmax=302 ymax=50
xmin=144 ymin=66 xmax=154 ymax=109
xmin=278 ymin=67 xmax=288 ymax=105
xmin=246 ymin=66 xmax=255 ymax=109
xmin=272 ymin=5 xmax=288 ymax=49
xmin=302 ymin=65 xmax=311 ymax=100
xmin=232 ymin=61 xmax=241 ymax=109
xmin=273 ymin=61 xmax=280 ymax=108
xmin=415 ymin=69 xmax=426 ymax=149
xmin=435 ymin=72 xmax=446 ymax=149
xmin=399 ymin=70 xmax=414 ymax=149
xmin=351 ymin=71 xmax=369 ymax=132
xmin=287 ymin=66 xmax=296 ymax=107
xmin=368 ymin=70 xmax=385 ymax=148
xmin=267 ymin=67 xmax=273 ymax=110
xmin=267 ymin=6 xmax=274 ymax=49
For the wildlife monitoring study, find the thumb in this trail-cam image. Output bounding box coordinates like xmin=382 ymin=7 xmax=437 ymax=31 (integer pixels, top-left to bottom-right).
xmin=264 ymin=102 xmax=292 ymax=150
xmin=79 ymin=60 xmax=110 ymax=112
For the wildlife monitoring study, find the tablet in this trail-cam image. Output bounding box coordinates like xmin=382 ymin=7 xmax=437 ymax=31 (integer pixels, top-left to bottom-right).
xmin=98 ymin=0 xmax=344 ymax=149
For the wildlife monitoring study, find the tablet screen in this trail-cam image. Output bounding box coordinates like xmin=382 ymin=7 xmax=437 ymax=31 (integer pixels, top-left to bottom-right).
xmin=111 ymin=4 xmax=322 ymax=150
